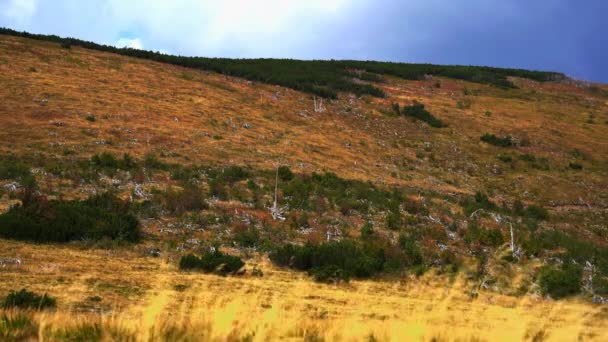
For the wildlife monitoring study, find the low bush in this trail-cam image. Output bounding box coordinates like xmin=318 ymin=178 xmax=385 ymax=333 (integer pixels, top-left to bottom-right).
xmin=282 ymin=171 xmax=395 ymax=214
xmin=233 ymin=226 xmax=261 ymax=248
xmin=464 ymin=224 xmax=504 ymax=247
xmin=277 ymin=165 xmax=294 ymax=181
xmin=2 ymin=289 xmax=56 ymax=310
xmin=400 ymin=103 xmax=445 ymax=128
xmin=0 ymin=155 xmax=37 ymax=189
xmin=538 ymin=263 xmax=582 ymax=299
xmin=568 ymin=162 xmax=583 ymax=170
xmin=0 ymin=193 xmax=141 ymax=243
xmin=179 ymin=251 xmax=244 ymax=276
xmin=91 ymin=152 xmax=137 ymax=171
xmin=480 ymin=134 xmax=513 ymax=147
xmin=523 ymin=205 xmax=549 ymax=221
xmin=497 ymin=154 xmax=512 ymax=162
xmin=398 ymin=235 xmax=424 ymax=266
xmin=269 ymin=239 xmax=405 ymax=282
xmin=461 ymin=192 xmax=497 ymax=216
xmin=161 ymin=186 xmax=208 ymax=214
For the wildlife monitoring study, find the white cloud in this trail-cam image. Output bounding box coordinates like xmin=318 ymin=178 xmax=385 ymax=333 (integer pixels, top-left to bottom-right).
xmin=0 ymin=0 xmax=37 ymax=24
xmin=115 ymin=37 xmax=143 ymax=49
xmin=103 ymin=0 xmax=350 ymax=56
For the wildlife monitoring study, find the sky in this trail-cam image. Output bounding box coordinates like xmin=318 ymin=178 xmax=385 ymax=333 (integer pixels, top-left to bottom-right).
xmin=0 ymin=0 xmax=606 ymax=83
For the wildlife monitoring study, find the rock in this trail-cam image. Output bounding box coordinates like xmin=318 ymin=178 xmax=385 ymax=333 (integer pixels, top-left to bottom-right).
xmin=133 ymin=184 xmax=147 ymax=199
xmin=242 ymin=123 xmax=252 ymax=129
xmin=185 ymin=238 xmax=200 ymax=246
xmin=3 ymin=182 xmax=19 ymax=192
xmin=145 ymin=247 xmax=161 ymax=258
xmin=592 ymin=295 xmax=607 ymax=305
xmin=0 ymin=258 xmax=22 ymax=267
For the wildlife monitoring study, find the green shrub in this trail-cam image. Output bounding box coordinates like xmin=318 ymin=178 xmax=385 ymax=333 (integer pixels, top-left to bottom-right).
xmin=568 ymin=162 xmax=583 ymax=170
xmin=464 ymin=224 xmax=504 ymax=247
xmin=2 ymin=289 xmax=56 ymax=310
xmin=161 ymin=186 xmax=208 ymax=214
xmin=277 ymin=165 xmax=294 ymax=181
xmin=85 ymin=115 xmax=96 ymax=122
xmin=538 ymin=263 xmax=582 ymax=299
xmin=0 ymin=193 xmax=141 ymax=243
xmin=461 ymin=191 xmax=497 ymax=216
xmin=519 ymin=153 xmax=536 ymax=162
xmin=497 ymin=154 xmax=512 ymax=162
xmin=593 ymin=276 xmax=608 ymax=296
xmin=0 ymin=156 xmax=31 ymax=181
xmin=480 ymin=134 xmax=513 ymax=147
xmin=400 ymin=103 xmax=445 ymax=128
xmin=386 ymin=209 xmax=403 ymax=230
xmin=179 ymin=251 xmax=244 ymax=276
xmin=310 ymin=265 xmax=351 ymax=283
xmin=360 ymin=221 xmax=374 ymax=239
xmin=209 ymin=165 xmax=249 ymax=183
xmin=398 ymin=235 xmax=424 ymax=266
xmin=524 ymin=205 xmax=549 ymax=221
xmin=91 ymin=152 xmax=137 ymax=171
xmin=144 ymin=153 xmax=168 ymax=170
xmin=282 ymin=171 xmax=394 ymax=214
xmin=269 ymin=240 xmax=401 ymax=282
xmin=234 ymin=227 xmax=260 ymax=248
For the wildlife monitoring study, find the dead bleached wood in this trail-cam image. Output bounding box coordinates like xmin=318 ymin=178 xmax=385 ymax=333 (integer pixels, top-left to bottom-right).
xmin=313 ymin=96 xmax=325 ymax=113
xmin=269 ymin=167 xmax=286 ymax=221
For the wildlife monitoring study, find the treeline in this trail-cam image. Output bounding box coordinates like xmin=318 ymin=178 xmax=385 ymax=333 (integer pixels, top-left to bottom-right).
xmin=0 ymin=27 xmax=564 ymax=99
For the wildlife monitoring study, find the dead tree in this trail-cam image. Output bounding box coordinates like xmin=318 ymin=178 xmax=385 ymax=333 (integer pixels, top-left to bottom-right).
xmin=269 ymin=167 xmax=286 ymax=221
xmin=313 ymin=96 xmax=325 ymax=113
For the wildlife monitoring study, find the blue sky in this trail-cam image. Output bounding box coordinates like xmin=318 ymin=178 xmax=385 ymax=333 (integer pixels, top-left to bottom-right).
xmin=1 ymin=0 xmax=606 ymax=82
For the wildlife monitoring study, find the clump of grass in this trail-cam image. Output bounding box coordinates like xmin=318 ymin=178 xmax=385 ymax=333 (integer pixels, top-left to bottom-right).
xmin=49 ymin=323 xmax=103 ymax=341
xmin=0 ymin=312 xmax=38 ymax=341
xmin=1 ymin=289 xmax=56 ymax=310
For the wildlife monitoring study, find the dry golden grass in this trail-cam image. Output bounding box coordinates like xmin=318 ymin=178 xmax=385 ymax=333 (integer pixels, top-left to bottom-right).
xmin=1 ymin=239 xmax=607 ymax=341
xmin=1 ymin=34 xmax=607 ymax=204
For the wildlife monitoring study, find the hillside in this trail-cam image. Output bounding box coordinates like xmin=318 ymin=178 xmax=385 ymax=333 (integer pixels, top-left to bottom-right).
xmin=1 ymin=32 xmax=608 ymax=341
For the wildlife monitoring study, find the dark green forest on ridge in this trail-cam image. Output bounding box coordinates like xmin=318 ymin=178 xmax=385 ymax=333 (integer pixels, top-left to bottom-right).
xmin=1 ymin=27 xmax=565 ymax=99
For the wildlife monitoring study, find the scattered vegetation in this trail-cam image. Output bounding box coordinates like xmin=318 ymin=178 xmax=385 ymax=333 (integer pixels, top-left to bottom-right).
xmin=2 ymin=289 xmax=56 ymax=310
xmin=0 ymin=193 xmax=141 ymax=243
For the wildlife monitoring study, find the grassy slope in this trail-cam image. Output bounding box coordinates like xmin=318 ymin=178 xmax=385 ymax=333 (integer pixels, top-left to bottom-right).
xmin=1 ymin=34 xmax=608 ymax=340
xmin=2 ymin=239 xmax=608 ymax=341
xmin=0 ymin=34 xmax=606 ymax=204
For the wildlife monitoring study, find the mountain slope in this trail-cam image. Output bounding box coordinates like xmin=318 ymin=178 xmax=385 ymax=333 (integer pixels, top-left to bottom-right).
xmin=1 ymin=32 xmax=608 ymax=341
